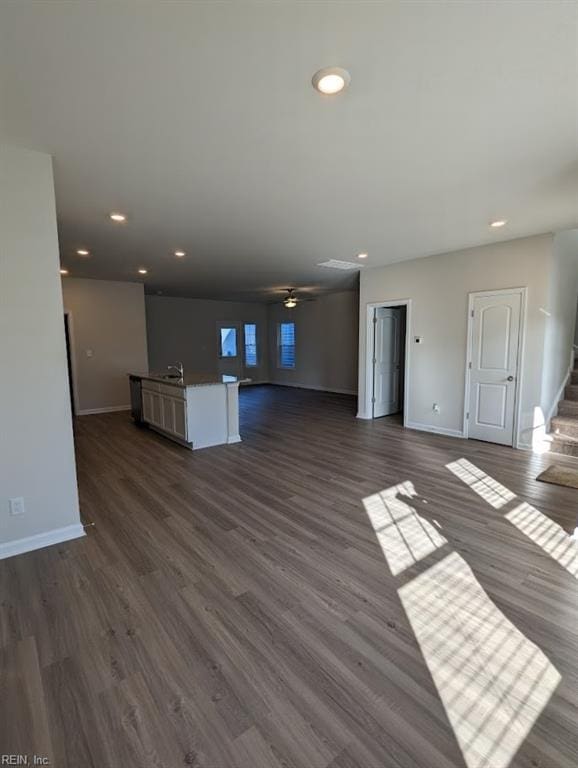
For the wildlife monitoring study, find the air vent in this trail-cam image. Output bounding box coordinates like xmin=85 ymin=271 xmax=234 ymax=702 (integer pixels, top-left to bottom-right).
xmin=317 ymin=259 xmax=362 ymax=270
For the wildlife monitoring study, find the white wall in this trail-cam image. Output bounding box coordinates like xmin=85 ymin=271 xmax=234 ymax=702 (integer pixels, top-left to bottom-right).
xmin=541 ymin=229 xmax=578 ymax=425
xmin=146 ymin=295 xmax=269 ymax=383
xmin=0 ymin=145 xmax=82 ymax=556
xmin=268 ymin=291 xmax=359 ymax=394
xmin=62 ymin=278 xmax=148 ymax=414
xmin=357 ymin=235 xmax=553 ymax=446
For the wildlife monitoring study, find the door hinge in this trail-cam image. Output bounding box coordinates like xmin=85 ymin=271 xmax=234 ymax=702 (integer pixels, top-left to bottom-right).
xmin=471 ymin=309 xmax=474 ymax=317
xmin=373 ymin=317 xmax=377 ymax=324
xmin=468 ymin=361 xmax=472 ymax=369
xmin=466 ymin=412 xmax=470 ymax=420
xmin=372 ymin=397 xmax=376 ymax=403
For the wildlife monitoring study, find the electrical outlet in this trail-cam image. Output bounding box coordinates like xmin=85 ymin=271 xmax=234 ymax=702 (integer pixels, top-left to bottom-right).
xmin=432 ymin=403 xmax=440 ymax=414
xmin=9 ymin=497 xmax=25 ymax=516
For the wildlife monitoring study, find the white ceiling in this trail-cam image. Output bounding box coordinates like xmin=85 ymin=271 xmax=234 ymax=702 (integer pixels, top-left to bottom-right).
xmin=1 ymin=1 xmax=577 ymax=302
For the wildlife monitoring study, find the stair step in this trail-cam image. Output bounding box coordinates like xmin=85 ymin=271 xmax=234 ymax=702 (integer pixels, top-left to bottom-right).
xmin=564 ymin=384 xmax=578 ymax=401
xmin=548 ymin=433 xmax=578 ymax=458
xmin=558 ymin=399 xmax=578 ymax=416
xmin=551 ymin=415 xmax=578 ymax=439
xmin=571 ymin=370 xmax=578 ymax=385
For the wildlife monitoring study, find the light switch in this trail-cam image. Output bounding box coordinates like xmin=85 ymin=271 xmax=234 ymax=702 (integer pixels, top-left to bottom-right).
xmin=86 ymin=349 xmax=94 ymax=357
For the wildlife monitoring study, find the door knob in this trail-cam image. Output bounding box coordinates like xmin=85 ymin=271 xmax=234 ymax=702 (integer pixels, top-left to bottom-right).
xmin=507 ymin=375 xmax=514 ymax=381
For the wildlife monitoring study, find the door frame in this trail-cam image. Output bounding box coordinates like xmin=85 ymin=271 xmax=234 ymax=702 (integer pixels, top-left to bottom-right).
xmin=462 ymin=287 xmax=527 ymax=447
xmin=364 ymin=299 xmax=412 ymax=426
xmin=63 ymin=311 xmax=80 ymax=416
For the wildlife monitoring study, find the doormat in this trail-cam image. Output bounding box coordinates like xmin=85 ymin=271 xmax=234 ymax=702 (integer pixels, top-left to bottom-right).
xmin=536 ymin=464 xmax=578 ymax=490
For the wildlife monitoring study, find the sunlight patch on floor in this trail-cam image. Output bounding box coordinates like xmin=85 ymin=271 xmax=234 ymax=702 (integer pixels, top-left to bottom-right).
xmin=398 ymin=552 xmax=561 ymax=768
xmin=446 ymin=457 xmax=578 ymax=578
xmin=506 ymin=502 xmax=578 ymax=579
xmin=363 ymin=481 xmax=447 ymax=576
xmin=446 ymin=458 xmax=516 ymax=509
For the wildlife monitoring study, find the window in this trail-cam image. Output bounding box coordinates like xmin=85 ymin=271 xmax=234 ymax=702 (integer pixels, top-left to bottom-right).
xmin=278 ymin=322 xmax=296 ymax=368
xmin=244 ymin=323 xmax=258 ymax=367
xmin=220 ymin=327 xmax=237 ymax=357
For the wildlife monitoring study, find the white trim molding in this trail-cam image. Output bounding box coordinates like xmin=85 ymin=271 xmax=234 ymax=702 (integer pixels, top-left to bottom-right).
xmin=268 ymin=382 xmax=357 ymax=396
xmin=0 ymin=523 xmax=85 ymax=561
xmin=76 ymin=405 xmax=131 ymax=416
xmin=406 ymin=421 xmax=466 ymax=439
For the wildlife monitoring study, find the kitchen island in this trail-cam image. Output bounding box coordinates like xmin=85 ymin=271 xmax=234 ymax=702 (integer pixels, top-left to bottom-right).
xmin=128 ymin=372 xmax=248 ymax=450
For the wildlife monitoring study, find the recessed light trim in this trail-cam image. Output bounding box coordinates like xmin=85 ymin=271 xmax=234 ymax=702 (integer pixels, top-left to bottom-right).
xmin=174 ymin=250 xmax=186 ymax=257
xmin=357 ymin=252 xmax=368 ymax=259
xmin=60 ymin=268 xmax=69 ymax=275
xmin=490 ymin=219 xmax=507 ymax=228
xmin=110 ymin=212 xmax=127 ymax=222
xmin=76 ymin=249 xmax=90 ymax=256
xmin=138 ymin=268 xmax=148 ymax=275
xmin=312 ymin=67 xmax=351 ymax=95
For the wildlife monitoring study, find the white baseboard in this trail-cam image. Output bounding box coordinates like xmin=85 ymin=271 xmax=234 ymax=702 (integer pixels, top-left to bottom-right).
xmin=405 ymin=420 xmax=466 ymax=439
xmin=0 ymin=523 xmax=86 ymax=561
xmin=240 ymin=379 xmax=268 ymax=386
xmin=269 ymin=381 xmax=357 ymax=396
xmin=356 ymin=412 xmax=372 ymax=420
xmin=76 ymin=405 xmax=131 ymax=416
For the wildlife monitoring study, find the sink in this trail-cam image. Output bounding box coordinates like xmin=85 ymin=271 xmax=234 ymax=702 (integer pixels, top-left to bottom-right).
xmin=157 ymin=373 xmax=182 ymax=380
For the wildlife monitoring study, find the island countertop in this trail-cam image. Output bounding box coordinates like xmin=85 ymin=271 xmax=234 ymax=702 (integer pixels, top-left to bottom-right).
xmin=129 ymin=372 xmax=250 ymax=388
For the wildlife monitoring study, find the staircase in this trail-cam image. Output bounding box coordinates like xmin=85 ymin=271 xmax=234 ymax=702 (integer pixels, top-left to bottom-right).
xmin=548 ymin=366 xmax=578 ymax=457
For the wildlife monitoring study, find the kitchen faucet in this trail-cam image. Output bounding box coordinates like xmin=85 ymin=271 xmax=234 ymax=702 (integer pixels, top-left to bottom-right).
xmin=167 ymin=361 xmax=184 ymax=378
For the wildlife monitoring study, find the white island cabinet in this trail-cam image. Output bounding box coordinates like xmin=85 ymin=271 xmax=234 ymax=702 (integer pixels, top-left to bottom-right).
xmin=129 ymin=373 xmax=248 ymax=450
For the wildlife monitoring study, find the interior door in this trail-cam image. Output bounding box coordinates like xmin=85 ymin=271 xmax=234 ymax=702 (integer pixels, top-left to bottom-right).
xmin=468 ymin=291 xmax=522 ymax=446
xmin=373 ymin=307 xmax=403 ymax=418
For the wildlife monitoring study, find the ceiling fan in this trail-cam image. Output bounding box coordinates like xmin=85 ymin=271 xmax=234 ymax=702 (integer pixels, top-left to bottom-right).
xmin=273 ymin=288 xmax=316 ymax=308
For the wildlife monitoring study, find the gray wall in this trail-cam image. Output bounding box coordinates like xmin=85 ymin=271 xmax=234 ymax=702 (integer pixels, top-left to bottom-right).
xmin=357 ymin=234 xmax=553 ymax=447
xmin=62 ymin=278 xmax=148 ymax=414
xmin=146 ymin=296 xmax=269 ymax=383
xmin=541 ymin=229 xmax=578 ymax=424
xmin=268 ymin=291 xmax=359 ymax=394
xmin=0 ymin=145 xmax=81 ymax=553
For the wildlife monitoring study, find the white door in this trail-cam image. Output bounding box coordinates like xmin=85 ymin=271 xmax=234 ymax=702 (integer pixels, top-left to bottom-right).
xmin=373 ymin=307 xmax=403 ymax=418
xmin=467 ymin=291 xmax=522 ymax=446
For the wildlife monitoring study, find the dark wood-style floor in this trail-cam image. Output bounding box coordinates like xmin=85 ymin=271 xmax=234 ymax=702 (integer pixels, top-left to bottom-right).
xmin=1 ymin=385 xmax=577 ymax=768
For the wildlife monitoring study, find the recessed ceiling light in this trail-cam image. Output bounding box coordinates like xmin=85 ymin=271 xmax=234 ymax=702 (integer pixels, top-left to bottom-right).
xmin=174 ymin=250 xmax=185 ymax=257
xmin=357 ymin=252 xmax=368 ymax=259
xmin=60 ymin=268 xmax=69 ymax=275
xmin=312 ymin=67 xmax=351 ymax=95
xmin=110 ymin=212 xmax=127 ymax=222
xmin=76 ymin=249 xmax=90 ymax=256
xmin=490 ymin=219 xmax=507 ymax=228
xmin=138 ymin=268 xmax=148 ymax=275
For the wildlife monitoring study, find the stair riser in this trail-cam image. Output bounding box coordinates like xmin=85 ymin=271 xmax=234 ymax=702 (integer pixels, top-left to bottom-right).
xmin=557 ymin=401 xmax=578 ymax=417
xmin=551 ymin=418 xmax=578 ymax=440
xmin=571 ymin=371 xmax=578 ymax=385
xmin=549 ymin=438 xmax=578 ymax=458
xmin=565 ymin=385 xmax=578 ymax=401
